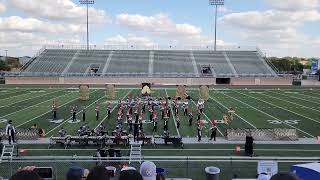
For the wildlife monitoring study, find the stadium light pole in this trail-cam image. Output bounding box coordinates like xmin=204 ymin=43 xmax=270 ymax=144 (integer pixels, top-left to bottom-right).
xmin=209 ymin=0 xmax=224 ymax=51
xmin=79 ymin=0 xmax=95 ymax=51
xmin=5 ymin=50 xmax=8 ymax=61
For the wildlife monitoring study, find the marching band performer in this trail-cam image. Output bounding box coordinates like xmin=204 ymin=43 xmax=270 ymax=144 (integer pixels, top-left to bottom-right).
xmin=176 ymin=115 xmax=180 ymax=129
xmin=163 ymin=111 xmax=169 ymax=131
xmin=149 ymin=106 xmax=153 ymax=121
xmin=210 ymin=119 xmax=217 ymax=141
xmin=82 ymin=108 xmax=86 ymax=122
xmin=197 ymin=120 xmax=203 ymax=142
xmin=58 ymin=127 xmax=67 ymax=137
xmin=197 ymin=99 xmax=204 ymax=114
xmin=52 ymin=98 xmax=58 ymax=120
xmin=152 ymin=111 xmax=158 ymax=132
xmin=106 ymin=102 xmax=111 ymax=119
xmin=139 ymin=112 xmax=143 ymax=130
xmin=183 ymin=99 xmax=188 ymax=116
xmin=188 ymin=109 xmax=193 ymax=126
xmin=128 ymin=114 xmax=133 ymax=131
xmin=95 ymin=101 xmax=99 ymax=121
xmin=71 ymin=105 xmax=77 ymax=122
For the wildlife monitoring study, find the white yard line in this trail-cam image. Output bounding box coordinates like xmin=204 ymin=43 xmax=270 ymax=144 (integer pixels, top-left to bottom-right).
xmin=292 ymin=91 xmax=320 ymax=101
xmin=219 ymin=91 xmax=314 ymax=138
xmin=270 ymin=91 xmax=320 ymax=106
xmin=209 ymin=92 xmax=257 ymax=129
xmin=94 ymin=90 xmax=132 ymax=130
xmin=16 ymin=94 xmax=80 ymax=128
xmin=165 ymin=89 xmax=181 ymax=137
xmin=261 ymin=91 xmax=320 ymax=113
xmin=0 ymin=91 xmax=34 ymax=102
xmin=237 ymin=90 xmax=320 ymax=125
xmin=2 ymin=89 xmax=62 ymax=108
xmin=0 ymin=90 xmax=70 ymax=119
xmin=190 ymin=99 xmax=224 ymax=136
xmin=46 ymin=92 xmax=103 ymax=136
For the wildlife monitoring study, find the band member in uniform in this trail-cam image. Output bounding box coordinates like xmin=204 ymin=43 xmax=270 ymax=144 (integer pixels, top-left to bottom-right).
xmin=142 ymin=101 xmax=146 ymax=113
xmin=197 ymin=123 xmax=202 ymax=142
xmin=71 ymin=105 xmax=77 ymax=122
xmin=6 ymin=120 xmax=16 ymax=144
xmin=167 ymin=101 xmax=171 ymax=118
xmin=197 ymin=99 xmax=204 ymax=114
xmin=128 ymin=114 xmax=133 ymax=131
xmin=106 ymin=102 xmax=111 ymax=119
xmin=58 ymin=127 xmax=67 ymax=137
xmin=52 ymin=98 xmax=57 ymax=119
xmin=188 ymin=109 xmax=193 ymax=126
xmin=176 ymin=115 xmax=180 ymax=129
xmin=152 ymin=111 xmax=158 ymax=132
xmin=82 ymin=108 xmax=86 ymax=122
xmin=139 ymin=112 xmax=143 ymax=130
xmin=183 ymin=99 xmax=188 ymax=116
xmin=161 ymin=101 xmax=165 ymax=120
xmin=149 ymin=106 xmax=153 ymax=121
xmin=210 ymin=122 xmax=217 ymax=141
xmin=133 ymin=120 xmax=139 ymax=142
xmin=163 ymin=111 xmax=169 ymax=131
xmin=95 ymin=101 xmax=99 ymax=121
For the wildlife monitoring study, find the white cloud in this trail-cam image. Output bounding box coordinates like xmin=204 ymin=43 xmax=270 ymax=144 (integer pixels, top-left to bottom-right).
xmin=116 ymin=13 xmax=201 ymax=37
xmin=267 ymin=0 xmax=319 ymax=11
xmin=0 ymin=2 xmax=6 ymax=13
xmin=9 ymin=0 xmax=109 ymax=24
xmin=0 ymin=16 xmax=84 ymax=34
xmin=105 ymin=34 xmax=157 ymax=47
xmin=219 ymin=0 xmax=320 ymax=57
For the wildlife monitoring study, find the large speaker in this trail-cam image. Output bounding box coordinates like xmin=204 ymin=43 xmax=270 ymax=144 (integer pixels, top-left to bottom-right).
xmin=245 ymin=136 xmax=253 ymax=156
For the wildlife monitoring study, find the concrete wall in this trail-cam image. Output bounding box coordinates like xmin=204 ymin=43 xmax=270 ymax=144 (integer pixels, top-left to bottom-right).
xmin=5 ymin=76 xmax=293 ymax=86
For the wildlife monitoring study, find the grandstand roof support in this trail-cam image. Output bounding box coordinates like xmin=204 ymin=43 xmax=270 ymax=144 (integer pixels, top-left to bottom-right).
xmin=209 ymin=0 xmax=224 ymax=51
xmin=79 ymin=0 xmax=95 ymax=51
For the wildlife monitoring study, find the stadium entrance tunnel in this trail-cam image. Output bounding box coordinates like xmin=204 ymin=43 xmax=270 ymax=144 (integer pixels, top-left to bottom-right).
xmin=216 ymin=78 xmax=231 ymax=85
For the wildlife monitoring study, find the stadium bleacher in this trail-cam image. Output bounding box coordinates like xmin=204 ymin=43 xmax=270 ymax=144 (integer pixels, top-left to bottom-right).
xmin=22 ymin=48 xmax=278 ymax=77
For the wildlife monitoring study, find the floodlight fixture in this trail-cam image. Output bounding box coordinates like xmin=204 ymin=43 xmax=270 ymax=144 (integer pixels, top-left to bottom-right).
xmin=79 ymin=0 xmax=95 ymax=51
xmin=209 ymin=0 xmax=224 ymax=51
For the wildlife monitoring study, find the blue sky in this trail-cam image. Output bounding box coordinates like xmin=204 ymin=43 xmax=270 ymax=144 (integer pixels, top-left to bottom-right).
xmin=0 ymin=0 xmax=319 ymax=57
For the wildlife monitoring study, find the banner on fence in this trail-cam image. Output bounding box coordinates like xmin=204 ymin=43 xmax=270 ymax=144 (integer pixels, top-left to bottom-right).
xmin=0 ymin=128 xmax=38 ymax=140
xmin=226 ymin=128 xmax=298 ymax=141
xmin=311 ymin=58 xmax=319 ymax=74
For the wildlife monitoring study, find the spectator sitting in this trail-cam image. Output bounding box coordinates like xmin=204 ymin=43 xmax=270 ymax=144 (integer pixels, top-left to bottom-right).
xmin=66 ymin=165 xmax=87 ymax=180
xmin=86 ymin=166 xmax=110 ymax=180
xmin=119 ymin=167 xmax=143 ymax=180
xmin=270 ymin=173 xmax=300 ymax=180
xmin=140 ymin=161 xmax=157 ymax=180
xmin=10 ymin=166 xmax=42 ymax=180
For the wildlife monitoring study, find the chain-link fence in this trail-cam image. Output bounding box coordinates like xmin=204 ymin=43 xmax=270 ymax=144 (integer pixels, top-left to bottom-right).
xmin=0 ymin=157 xmax=318 ymax=180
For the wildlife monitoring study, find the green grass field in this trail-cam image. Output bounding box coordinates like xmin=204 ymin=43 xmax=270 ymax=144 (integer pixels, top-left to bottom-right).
xmin=1 ymin=86 xmax=320 ymax=180
xmin=1 ymin=87 xmax=320 ymax=138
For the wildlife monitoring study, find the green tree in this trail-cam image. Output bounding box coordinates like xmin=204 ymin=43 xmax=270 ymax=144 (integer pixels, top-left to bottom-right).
xmin=0 ymin=60 xmax=11 ymax=71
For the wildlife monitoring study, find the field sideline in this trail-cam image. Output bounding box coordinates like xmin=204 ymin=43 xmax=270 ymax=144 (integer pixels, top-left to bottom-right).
xmin=0 ymin=87 xmax=320 ymax=138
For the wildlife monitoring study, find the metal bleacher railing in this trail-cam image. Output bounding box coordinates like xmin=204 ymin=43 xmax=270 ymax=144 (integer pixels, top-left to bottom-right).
xmin=0 ymin=156 xmax=318 ymax=180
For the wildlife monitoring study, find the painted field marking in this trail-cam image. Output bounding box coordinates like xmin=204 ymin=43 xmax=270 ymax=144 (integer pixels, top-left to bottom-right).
xmin=94 ymin=90 xmax=132 ymax=130
xmin=267 ymin=120 xmax=300 ymax=125
xmin=46 ymin=92 xmax=104 ymax=136
xmin=209 ymin=91 xmax=257 ymax=129
xmin=241 ymin=90 xmax=320 ymax=125
xmin=164 ymin=89 xmax=180 ymax=137
xmin=230 ymin=90 xmax=314 ymax=137
xmin=0 ymin=91 xmax=71 ymax=119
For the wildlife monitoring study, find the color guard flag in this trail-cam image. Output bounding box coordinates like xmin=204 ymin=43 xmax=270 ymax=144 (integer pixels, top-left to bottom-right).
xmin=316 ymin=136 xmax=320 ymax=141
xmin=211 ymin=119 xmax=216 ymax=125
xmin=95 ymin=101 xmax=99 ymax=108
